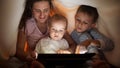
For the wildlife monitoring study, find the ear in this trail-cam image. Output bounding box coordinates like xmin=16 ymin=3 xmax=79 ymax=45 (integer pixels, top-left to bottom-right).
xmin=91 ymin=23 xmax=96 ymax=28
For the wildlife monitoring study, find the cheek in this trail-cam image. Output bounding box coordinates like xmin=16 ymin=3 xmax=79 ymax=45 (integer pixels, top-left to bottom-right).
xmin=83 ymin=25 xmax=91 ymax=30
xmin=60 ymin=33 xmax=65 ymax=37
xmin=33 ymin=12 xmax=39 ymax=18
xmin=50 ymin=34 xmax=55 ymax=39
xmin=45 ymin=11 xmax=50 ymax=16
xmin=49 ymin=32 xmax=54 ymax=36
xmin=75 ymin=23 xmax=79 ymax=28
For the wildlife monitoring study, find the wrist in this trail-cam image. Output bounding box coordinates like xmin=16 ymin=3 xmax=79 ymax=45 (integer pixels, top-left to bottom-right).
xmin=91 ymin=40 xmax=101 ymax=47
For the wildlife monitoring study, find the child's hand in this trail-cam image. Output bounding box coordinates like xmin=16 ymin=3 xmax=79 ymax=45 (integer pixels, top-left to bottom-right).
xmin=75 ymin=45 xmax=87 ymax=54
xmin=57 ymin=50 xmax=71 ymax=54
xmin=80 ymin=39 xmax=100 ymax=47
xmin=80 ymin=39 xmax=92 ymax=47
xmin=90 ymin=40 xmax=100 ymax=47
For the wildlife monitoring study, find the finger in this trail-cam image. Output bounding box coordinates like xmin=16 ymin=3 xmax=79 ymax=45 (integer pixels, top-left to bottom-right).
xmin=75 ymin=45 xmax=80 ymax=54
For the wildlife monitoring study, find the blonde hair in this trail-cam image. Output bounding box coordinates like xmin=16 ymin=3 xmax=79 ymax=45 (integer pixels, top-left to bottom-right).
xmin=48 ymin=14 xmax=68 ymax=29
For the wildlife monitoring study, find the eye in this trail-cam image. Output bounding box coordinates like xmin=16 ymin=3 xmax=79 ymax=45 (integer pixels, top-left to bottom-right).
xmin=51 ymin=28 xmax=55 ymax=31
xmin=59 ymin=30 xmax=64 ymax=32
xmin=83 ymin=22 xmax=88 ymax=24
xmin=76 ymin=18 xmax=81 ymax=22
xmin=33 ymin=9 xmax=41 ymax=13
xmin=44 ymin=9 xmax=49 ymax=13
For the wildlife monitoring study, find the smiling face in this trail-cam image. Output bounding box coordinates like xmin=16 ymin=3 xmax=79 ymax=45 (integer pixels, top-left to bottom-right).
xmin=49 ymin=21 xmax=66 ymax=40
xmin=32 ymin=1 xmax=50 ymax=23
xmin=75 ymin=12 xmax=95 ymax=33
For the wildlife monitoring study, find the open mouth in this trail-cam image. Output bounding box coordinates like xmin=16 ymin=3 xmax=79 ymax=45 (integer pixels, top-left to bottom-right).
xmin=77 ymin=27 xmax=82 ymax=30
xmin=54 ymin=35 xmax=58 ymax=37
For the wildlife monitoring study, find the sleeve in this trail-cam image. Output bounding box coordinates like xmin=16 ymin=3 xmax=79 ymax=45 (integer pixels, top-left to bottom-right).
xmin=79 ymin=33 xmax=92 ymax=43
xmin=71 ymin=30 xmax=79 ymax=44
xmin=90 ymin=29 xmax=114 ymax=51
xmin=36 ymin=38 xmax=56 ymax=54
xmin=62 ymin=39 xmax=69 ymax=49
xmin=25 ymin=19 xmax=35 ymax=36
xmin=100 ymin=37 xmax=114 ymax=51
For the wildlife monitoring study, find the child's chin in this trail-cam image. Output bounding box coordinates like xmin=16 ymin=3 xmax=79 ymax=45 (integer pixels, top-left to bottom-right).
xmin=77 ymin=30 xmax=83 ymax=33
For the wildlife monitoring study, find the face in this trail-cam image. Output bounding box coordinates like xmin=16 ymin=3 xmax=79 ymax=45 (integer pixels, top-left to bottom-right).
xmin=75 ymin=12 xmax=95 ymax=33
xmin=49 ymin=21 xmax=66 ymax=40
xmin=32 ymin=1 xmax=50 ymax=23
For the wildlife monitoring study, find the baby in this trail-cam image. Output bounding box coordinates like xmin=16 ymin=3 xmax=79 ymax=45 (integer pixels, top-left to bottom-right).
xmin=35 ymin=14 xmax=71 ymax=54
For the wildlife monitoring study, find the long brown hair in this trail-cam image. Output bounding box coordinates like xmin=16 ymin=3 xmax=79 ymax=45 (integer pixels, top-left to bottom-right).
xmin=18 ymin=0 xmax=54 ymax=30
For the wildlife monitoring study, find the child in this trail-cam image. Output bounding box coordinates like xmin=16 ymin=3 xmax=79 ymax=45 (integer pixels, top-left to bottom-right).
xmin=35 ymin=14 xmax=71 ymax=54
xmin=71 ymin=5 xmax=114 ymax=54
xmin=71 ymin=5 xmax=114 ymax=67
xmin=71 ymin=5 xmax=100 ymax=54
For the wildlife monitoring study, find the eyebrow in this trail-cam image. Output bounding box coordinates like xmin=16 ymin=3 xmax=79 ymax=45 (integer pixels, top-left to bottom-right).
xmin=33 ymin=7 xmax=50 ymax=10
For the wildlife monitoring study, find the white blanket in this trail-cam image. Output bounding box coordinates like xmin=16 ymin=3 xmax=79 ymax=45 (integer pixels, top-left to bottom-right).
xmin=0 ymin=0 xmax=120 ymax=67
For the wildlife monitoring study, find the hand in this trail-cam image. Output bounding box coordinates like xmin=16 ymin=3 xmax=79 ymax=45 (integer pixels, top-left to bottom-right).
xmin=26 ymin=55 xmax=35 ymax=62
xmin=80 ymin=39 xmax=92 ymax=47
xmin=57 ymin=50 xmax=71 ymax=54
xmin=31 ymin=51 xmax=37 ymax=59
xmin=90 ymin=40 xmax=100 ymax=47
xmin=75 ymin=45 xmax=87 ymax=54
xmin=80 ymin=39 xmax=100 ymax=47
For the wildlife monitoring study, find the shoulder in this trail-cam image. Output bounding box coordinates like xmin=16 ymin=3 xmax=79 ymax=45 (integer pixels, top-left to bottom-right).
xmin=26 ymin=18 xmax=36 ymax=27
xmin=25 ymin=18 xmax=37 ymax=33
xmin=80 ymin=32 xmax=92 ymax=39
xmin=40 ymin=37 xmax=50 ymax=42
xmin=61 ymin=38 xmax=69 ymax=45
xmin=37 ymin=37 xmax=50 ymax=46
xmin=62 ymin=38 xmax=68 ymax=42
xmin=89 ymin=28 xmax=104 ymax=38
xmin=89 ymin=28 xmax=100 ymax=34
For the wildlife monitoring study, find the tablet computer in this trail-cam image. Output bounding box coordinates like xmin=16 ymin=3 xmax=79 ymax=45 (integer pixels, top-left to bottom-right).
xmin=37 ymin=53 xmax=95 ymax=65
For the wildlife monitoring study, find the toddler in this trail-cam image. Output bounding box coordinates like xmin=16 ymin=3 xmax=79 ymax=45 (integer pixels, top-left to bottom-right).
xmin=35 ymin=14 xmax=71 ymax=54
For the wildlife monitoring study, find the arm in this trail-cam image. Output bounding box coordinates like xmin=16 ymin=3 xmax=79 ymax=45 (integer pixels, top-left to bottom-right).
xmin=90 ymin=29 xmax=114 ymax=51
xmin=79 ymin=39 xmax=100 ymax=48
xmin=75 ymin=37 xmax=100 ymax=54
xmin=63 ymin=31 xmax=77 ymax=53
xmin=15 ymin=30 xmax=34 ymax=62
xmin=15 ymin=30 xmax=27 ymax=60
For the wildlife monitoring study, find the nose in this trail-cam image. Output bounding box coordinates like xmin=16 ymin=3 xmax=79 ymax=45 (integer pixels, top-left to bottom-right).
xmin=78 ymin=22 xmax=83 ymax=27
xmin=54 ymin=33 xmax=59 ymax=37
xmin=39 ymin=12 xmax=45 ymax=19
xmin=54 ymin=30 xmax=59 ymax=35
